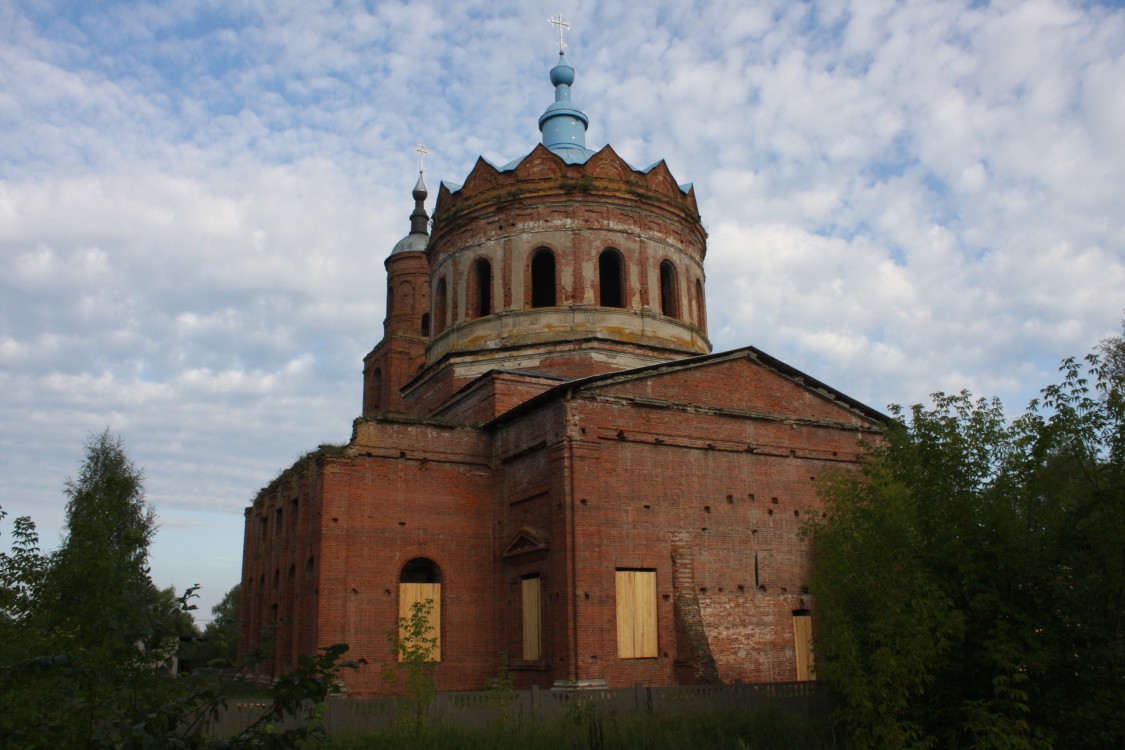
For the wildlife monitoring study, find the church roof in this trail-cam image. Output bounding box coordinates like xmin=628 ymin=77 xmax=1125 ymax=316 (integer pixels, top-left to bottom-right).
xmin=486 ymin=346 xmax=890 ymax=429
xmin=390 ymin=172 xmax=430 ymax=254
xmin=439 ymin=50 xmax=693 ymax=197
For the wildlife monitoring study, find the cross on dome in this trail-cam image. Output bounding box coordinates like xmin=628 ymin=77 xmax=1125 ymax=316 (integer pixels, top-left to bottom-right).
xmin=548 ymin=14 xmax=570 ymax=53
xmin=414 ymin=143 xmax=430 ymax=174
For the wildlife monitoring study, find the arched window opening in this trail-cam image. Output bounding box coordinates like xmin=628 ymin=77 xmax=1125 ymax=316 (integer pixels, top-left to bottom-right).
xmin=304 ymin=556 xmax=315 ymax=580
xmin=530 ymin=249 xmax=557 ymax=308
xmin=386 ymin=281 xmax=394 ymax=315
xmin=399 ymin=558 xmax=442 ymax=661
xmin=598 ymin=249 xmax=624 ymax=308
xmin=420 ymin=313 xmax=430 ymax=337
xmin=434 ymin=278 xmax=447 ymax=335
xmin=287 ymin=564 xmax=296 ymax=585
xmin=695 ymin=279 xmax=706 ymax=329
xmin=659 ymin=260 xmax=679 ymax=319
xmin=272 ymin=569 xmax=280 ymax=590
xmin=371 ymin=368 xmax=382 ymax=410
xmin=472 ymin=258 xmax=492 ymax=319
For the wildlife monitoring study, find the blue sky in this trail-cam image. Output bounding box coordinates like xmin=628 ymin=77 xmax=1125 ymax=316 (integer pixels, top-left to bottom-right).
xmin=3 ymin=0 xmax=1124 ymax=622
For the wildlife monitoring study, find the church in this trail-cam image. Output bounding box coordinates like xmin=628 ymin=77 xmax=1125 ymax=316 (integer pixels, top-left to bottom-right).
xmin=240 ymin=39 xmax=885 ymax=697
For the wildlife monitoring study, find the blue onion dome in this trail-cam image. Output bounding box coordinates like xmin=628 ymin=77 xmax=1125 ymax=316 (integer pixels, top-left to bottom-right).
xmin=549 ymin=54 xmax=575 ymax=87
xmin=539 ymin=50 xmax=590 ymax=157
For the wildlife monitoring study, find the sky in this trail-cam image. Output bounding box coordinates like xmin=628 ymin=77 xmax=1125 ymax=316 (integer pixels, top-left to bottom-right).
xmin=2 ymin=0 xmax=1124 ymax=623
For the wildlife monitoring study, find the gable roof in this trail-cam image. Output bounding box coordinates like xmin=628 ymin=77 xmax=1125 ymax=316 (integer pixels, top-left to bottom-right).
xmin=486 ymin=346 xmax=889 ymax=429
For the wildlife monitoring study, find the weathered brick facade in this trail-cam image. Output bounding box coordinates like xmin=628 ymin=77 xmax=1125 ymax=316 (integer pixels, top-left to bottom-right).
xmin=240 ymin=53 xmax=885 ymax=696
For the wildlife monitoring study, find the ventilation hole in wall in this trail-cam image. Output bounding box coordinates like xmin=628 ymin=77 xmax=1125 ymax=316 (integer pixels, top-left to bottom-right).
xmin=579 ymin=498 xmax=587 ymax=505
xmin=704 ymin=505 xmax=711 ymax=513
xmin=751 ymin=529 xmax=758 ymax=536
xmin=589 ymin=655 xmax=597 ymax=662
xmin=794 ymin=510 xmax=800 ymax=517
xmin=701 ymin=527 xmax=708 ymax=532
xmin=399 ymin=451 xmax=406 ymax=458
xmin=718 ymin=586 xmax=724 ymax=592
xmin=832 ymin=451 xmax=838 ymax=456
xmin=802 ymin=585 xmax=810 ymax=594
xmin=749 ymin=493 xmax=756 ymax=501
xmin=331 ymin=518 xmax=339 ymax=523
xmin=737 ymin=584 xmax=745 ymax=592
xmin=772 ymin=497 xmax=779 ymax=504
xmin=758 ymin=585 xmax=767 ymax=591
xmin=707 ymin=443 xmax=716 ymax=450
xmin=699 ymin=586 xmax=707 ymax=593
xmin=767 ymin=509 xmax=774 ymax=516
xmin=655 ymin=437 xmax=664 ymax=444
xmin=810 ymin=476 xmax=816 ymax=482
xmin=789 ymin=449 xmax=796 ymax=457
xmin=584 ymin=592 xmax=589 ymax=599
xmin=726 ymin=494 xmax=733 ymax=503
xmin=384 ymin=589 xmax=391 ymax=596
xmin=581 ymin=427 xmax=586 ymax=434
xmin=781 ymin=586 xmax=788 ymax=593
xmin=398 ymin=521 xmax=406 ymax=526
xmin=617 ymin=430 xmax=626 ymax=440
xmin=350 ymin=588 xmax=358 ymax=595
xmin=821 ymin=512 xmax=827 ymax=518
xmin=662 ymin=652 xmax=669 ymax=658
xmin=643 ymin=504 xmax=651 ymax=509
xmin=662 ymin=594 xmax=670 ymax=601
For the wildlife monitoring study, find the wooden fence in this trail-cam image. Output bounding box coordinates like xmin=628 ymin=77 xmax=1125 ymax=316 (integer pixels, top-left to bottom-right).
xmin=208 ymin=680 xmax=829 ymax=739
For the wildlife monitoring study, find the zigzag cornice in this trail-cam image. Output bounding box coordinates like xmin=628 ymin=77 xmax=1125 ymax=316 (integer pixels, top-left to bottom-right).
xmin=433 ymin=144 xmax=699 ymax=219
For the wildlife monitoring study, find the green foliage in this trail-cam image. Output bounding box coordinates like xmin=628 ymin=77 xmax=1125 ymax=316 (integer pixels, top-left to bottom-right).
xmin=319 ymin=706 xmax=841 ymax=750
xmin=806 ymin=341 xmax=1125 ymax=749
xmin=382 ymin=599 xmax=439 ymax=731
xmin=184 ymin=583 xmax=243 ymax=669
xmin=43 ymin=429 xmax=158 ymax=652
xmin=0 ymin=430 xmax=358 ymax=748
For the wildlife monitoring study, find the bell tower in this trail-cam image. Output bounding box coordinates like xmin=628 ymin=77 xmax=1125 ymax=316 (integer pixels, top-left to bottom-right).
xmin=362 ymin=162 xmax=432 ymax=416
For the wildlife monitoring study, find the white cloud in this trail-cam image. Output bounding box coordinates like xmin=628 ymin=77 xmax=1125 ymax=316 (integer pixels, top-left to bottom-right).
xmin=1 ymin=0 xmax=1122 ymax=619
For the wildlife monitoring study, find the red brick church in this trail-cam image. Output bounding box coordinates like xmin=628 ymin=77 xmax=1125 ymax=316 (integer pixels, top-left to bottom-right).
xmin=240 ymin=43 xmax=884 ymax=697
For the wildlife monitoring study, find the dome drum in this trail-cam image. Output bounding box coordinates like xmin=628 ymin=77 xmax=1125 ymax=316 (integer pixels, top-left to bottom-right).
xmin=427 ymin=306 xmax=710 ymax=365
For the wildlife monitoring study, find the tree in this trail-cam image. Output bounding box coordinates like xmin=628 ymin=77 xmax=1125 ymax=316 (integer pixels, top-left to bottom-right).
xmin=383 ymin=598 xmax=439 ymax=731
xmin=0 ymin=431 xmax=358 ymax=748
xmin=184 ymin=583 xmax=242 ymax=669
xmin=805 ymin=342 xmax=1125 ymax=749
xmin=38 ymin=429 xmax=158 ymax=653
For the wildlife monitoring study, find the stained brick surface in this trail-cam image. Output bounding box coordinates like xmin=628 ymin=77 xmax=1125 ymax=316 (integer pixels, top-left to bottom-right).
xmin=240 ymin=148 xmax=884 ymax=696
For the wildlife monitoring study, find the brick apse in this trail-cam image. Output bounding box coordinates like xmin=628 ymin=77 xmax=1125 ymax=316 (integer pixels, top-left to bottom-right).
xmin=240 ymin=48 xmax=886 ymax=696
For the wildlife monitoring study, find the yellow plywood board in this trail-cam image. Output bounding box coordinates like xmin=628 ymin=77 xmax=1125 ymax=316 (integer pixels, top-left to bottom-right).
xmin=399 ymin=582 xmax=441 ymax=662
xmin=793 ymin=615 xmax=814 ymax=681
xmin=522 ymin=577 xmax=541 ymax=661
xmin=616 ymin=570 xmax=657 ymax=658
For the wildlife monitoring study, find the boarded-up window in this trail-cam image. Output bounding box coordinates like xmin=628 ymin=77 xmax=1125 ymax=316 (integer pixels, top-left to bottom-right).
xmin=398 ymin=582 xmax=441 ymax=662
xmin=793 ymin=613 xmax=814 ymax=681
xmin=616 ymin=569 xmax=657 ymax=658
xmin=521 ymin=575 xmax=542 ymax=661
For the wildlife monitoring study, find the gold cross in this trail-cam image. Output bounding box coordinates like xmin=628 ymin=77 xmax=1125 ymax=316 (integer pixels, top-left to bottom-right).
xmin=414 ymin=143 xmax=430 ymax=174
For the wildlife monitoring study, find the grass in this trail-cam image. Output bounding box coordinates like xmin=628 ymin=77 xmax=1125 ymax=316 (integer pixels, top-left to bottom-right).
xmin=317 ymin=705 xmax=844 ymax=750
